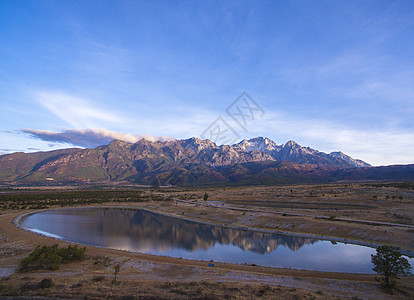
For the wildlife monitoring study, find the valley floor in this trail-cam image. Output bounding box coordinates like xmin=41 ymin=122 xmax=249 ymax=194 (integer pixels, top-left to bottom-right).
xmin=0 ymin=183 xmax=413 ymax=299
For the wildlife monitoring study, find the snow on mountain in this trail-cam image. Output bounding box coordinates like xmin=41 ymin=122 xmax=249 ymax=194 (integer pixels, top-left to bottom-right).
xmin=235 ymin=137 xmax=281 ymax=153
xmin=330 ymin=151 xmax=371 ymax=168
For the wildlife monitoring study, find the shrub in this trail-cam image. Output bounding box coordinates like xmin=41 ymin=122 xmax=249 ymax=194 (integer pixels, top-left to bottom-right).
xmin=19 ymin=244 xmax=86 ymax=272
xmin=40 ymin=278 xmax=53 ymax=289
xmin=19 ymin=245 xmax=62 ymax=271
xmin=58 ymin=245 xmax=86 ymax=263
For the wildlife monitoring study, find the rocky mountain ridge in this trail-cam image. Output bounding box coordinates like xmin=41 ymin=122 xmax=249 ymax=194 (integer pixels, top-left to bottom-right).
xmin=1 ymin=137 xmax=412 ymax=186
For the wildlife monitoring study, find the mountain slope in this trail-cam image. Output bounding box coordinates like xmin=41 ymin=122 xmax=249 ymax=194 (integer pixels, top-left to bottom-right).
xmin=0 ymin=148 xmax=81 ymax=181
xmin=2 ymin=136 xmax=409 ymax=187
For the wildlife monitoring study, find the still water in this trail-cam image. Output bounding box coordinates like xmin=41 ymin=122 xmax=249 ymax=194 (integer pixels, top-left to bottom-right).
xmin=18 ymin=207 xmax=413 ymax=273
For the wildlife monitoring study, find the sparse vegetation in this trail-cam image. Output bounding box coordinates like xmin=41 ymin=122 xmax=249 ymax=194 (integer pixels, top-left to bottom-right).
xmin=93 ymin=256 xmax=112 ymax=267
xmin=363 ymin=182 xmax=414 ymax=190
xmin=0 ymin=190 xmax=164 ymax=210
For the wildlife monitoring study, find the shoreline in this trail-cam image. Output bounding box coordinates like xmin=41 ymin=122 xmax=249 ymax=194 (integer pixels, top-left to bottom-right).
xmin=12 ymin=205 xmax=414 ymax=276
xmin=3 ymin=203 xmax=414 ymax=299
xmin=14 ymin=205 xmax=414 ymax=258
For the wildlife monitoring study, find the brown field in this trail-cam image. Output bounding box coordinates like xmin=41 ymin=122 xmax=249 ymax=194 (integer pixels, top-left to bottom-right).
xmin=1 ymin=182 xmax=413 ymax=299
xmin=154 ymin=182 xmax=414 ymax=251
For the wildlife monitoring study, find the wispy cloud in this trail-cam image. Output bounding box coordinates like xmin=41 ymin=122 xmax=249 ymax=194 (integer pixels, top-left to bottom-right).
xmin=0 ymin=149 xmax=14 ymax=154
xmin=22 ymin=128 xmax=173 ymax=148
xmin=34 ymin=91 xmax=123 ymax=128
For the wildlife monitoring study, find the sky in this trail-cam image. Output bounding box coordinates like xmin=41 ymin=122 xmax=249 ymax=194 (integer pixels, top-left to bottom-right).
xmin=1 ymin=0 xmax=414 ymax=166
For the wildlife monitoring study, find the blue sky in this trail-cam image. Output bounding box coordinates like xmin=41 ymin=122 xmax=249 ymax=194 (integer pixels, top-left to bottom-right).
xmin=1 ymin=0 xmax=414 ymax=166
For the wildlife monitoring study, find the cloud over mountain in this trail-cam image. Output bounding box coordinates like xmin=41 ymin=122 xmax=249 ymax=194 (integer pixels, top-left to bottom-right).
xmin=22 ymin=128 xmax=173 ymax=148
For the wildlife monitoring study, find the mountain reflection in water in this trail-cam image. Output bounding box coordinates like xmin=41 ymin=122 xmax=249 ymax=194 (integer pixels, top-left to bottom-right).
xmin=20 ymin=207 xmax=391 ymax=273
xmin=22 ymin=207 xmax=317 ymax=253
xmin=109 ymin=208 xmax=317 ymax=253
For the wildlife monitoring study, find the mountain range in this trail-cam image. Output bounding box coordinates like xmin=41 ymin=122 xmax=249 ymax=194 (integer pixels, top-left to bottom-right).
xmin=0 ymin=137 xmax=413 ymax=186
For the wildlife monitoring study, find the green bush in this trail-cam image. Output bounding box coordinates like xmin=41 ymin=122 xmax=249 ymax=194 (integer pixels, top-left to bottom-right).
xmin=19 ymin=244 xmax=86 ymax=272
xmin=58 ymin=245 xmax=86 ymax=263
xmin=19 ymin=245 xmax=62 ymax=271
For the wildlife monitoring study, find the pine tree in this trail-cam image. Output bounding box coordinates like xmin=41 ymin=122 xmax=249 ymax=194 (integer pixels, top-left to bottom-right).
xmin=371 ymin=245 xmax=412 ymax=289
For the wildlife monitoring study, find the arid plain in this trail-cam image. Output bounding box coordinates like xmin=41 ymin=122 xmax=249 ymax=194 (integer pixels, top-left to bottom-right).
xmin=1 ymin=182 xmax=413 ymax=299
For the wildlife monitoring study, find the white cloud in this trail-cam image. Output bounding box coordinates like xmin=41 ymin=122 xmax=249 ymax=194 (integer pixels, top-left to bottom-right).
xmin=22 ymin=128 xmax=173 ymax=148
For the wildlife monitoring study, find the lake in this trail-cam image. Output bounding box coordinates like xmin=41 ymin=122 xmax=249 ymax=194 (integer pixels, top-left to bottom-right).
xmin=18 ymin=207 xmax=414 ymax=273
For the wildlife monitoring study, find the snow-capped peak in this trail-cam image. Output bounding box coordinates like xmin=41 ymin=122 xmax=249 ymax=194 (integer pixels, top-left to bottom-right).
xmin=235 ymin=137 xmax=280 ymax=153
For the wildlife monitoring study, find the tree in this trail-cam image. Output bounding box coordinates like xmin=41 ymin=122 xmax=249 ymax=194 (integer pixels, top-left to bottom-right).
xmin=371 ymin=245 xmax=412 ymax=289
xmin=203 ymin=193 xmax=208 ymax=201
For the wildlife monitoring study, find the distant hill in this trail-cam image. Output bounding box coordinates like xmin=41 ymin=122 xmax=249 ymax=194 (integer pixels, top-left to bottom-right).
xmin=0 ymin=137 xmax=413 ymax=186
